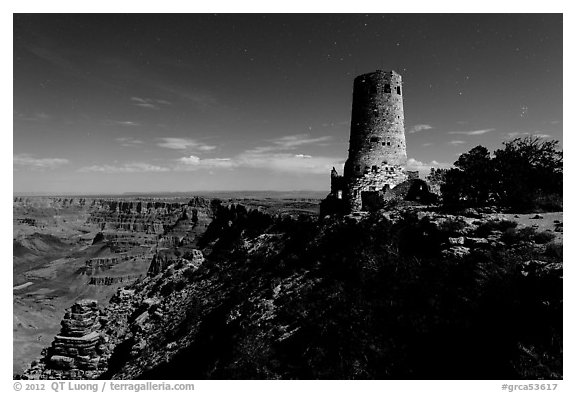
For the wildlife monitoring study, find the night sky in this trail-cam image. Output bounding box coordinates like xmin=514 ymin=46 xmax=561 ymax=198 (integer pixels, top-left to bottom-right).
xmin=13 ymin=14 xmax=563 ymax=194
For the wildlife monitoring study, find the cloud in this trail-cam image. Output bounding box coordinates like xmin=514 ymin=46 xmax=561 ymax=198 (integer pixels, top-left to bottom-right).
xmin=131 ymin=97 xmax=171 ymax=110
xmin=143 ymin=82 xmax=218 ymax=111
xmin=272 ymin=134 xmax=332 ymax=148
xmin=247 ymin=134 xmax=333 ymax=154
xmin=406 ymin=158 xmax=451 ymax=175
xmin=175 ymin=151 xmax=342 ymax=175
xmin=448 ymin=128 xmax=495 ymax=135
xmin=74 ymin=133 xmax=341 ymax=176
xmin=237 ymin=152 xmax=341 ymax=174
xmin=321 ymin=120 xmax=349 ymax=128
xmin=507 ymin=132 xmax=551 ymax=139
xmin=116 ymin=137 xmax=144 ymax=147
xmin=157 ymin=137 xmax=216 ymax=151
xmin=14 ymin=112 xmax=52 ymax=122
xmin=408 ymin=124 xmax=433 ymax=133
xmin=221 ymin=134 xmax=339 ymax=174
xmin=14 ymin=154 xmax=69 ymax=170
xmin=422 ymin=142 xmax=434 ymax=147
xmin=78 ymin=163 xmax=170 ymax=173
xmin=25 ymin=45 xmax=76 ymax=72
xmin=109 ymin=120 xmax=140 ymax=127
xmin=176 ymin=156 xmax=237 ymax=170
xmin=449 ymin=140 xmax=467 ymax=145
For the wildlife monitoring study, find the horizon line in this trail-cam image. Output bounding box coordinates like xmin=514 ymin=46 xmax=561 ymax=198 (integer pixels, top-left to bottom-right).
xmin=13 ymin=190 xmax=329 ymax=197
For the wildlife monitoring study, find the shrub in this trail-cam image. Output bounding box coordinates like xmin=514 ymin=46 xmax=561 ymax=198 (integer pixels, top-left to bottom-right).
xmin=441 ymin=137 xmax=562 ymax=212
xmin=175 ymin=259 xmax=186 ymax=270
xmin=533 ymin=231 xmax=556 ymax=244
xmin=159 ymin=280 xmax=176 ymax=297
xmin=502 ymin=227 xmax=536 ymax=244
xmin=92 ymin=232 xmax=104 ymax=244
xmin=475 ymin=219 xmax=518 ymax=237
xmin=183 ymin=267 xmax=197 ymax=282
xmin=545 ymin=243 xmax=563 ymax=259
xmin=438 ymin=218 xmax=468 ymax=236
xmin=174 ymin=279 xmax=187 ymax=292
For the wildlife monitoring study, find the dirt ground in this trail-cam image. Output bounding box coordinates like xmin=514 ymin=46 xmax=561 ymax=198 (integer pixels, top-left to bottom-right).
xmin=489 ymin=211 xmax=563 ymax=243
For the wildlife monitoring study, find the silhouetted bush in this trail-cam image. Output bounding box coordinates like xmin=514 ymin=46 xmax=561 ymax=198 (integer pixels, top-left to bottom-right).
xmin=174 ymin=279 xmax=187 ymax=292
xmin=533 ymin=231 xmax=556 ymax=244
xmin=438 ymin=217 xmax=468 ymax=236
xmin=183 ymin=267 xmax=197 ymax=282
xmin=475 ymin=219 xmax=518 ymax=237
xmin=442 ymin=137 xmax=562 ymax=212
xmin=92 ymin=232 xmax=104 ymax=244
xmin=545 ymin=243 xmax=563 ymax=259
xmin=159 ymin=280 xmax=176 ymax=297
xmin=501 ymin=227 xmax=537 ymax=245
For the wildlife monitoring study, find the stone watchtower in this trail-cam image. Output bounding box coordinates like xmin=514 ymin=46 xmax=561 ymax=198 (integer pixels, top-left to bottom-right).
xmin=341 ymin=70 xmax=408 ymax=211
xmin=322 ymin=70 xmax=424 ymax=215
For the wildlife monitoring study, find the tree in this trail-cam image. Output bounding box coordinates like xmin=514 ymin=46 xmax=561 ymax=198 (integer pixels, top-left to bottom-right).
xmin=493 ymin=136 xmax=562 ymax=211
xmin=426 ymin=168 xmax=448 ymax=184
xmin=440 ymin=136 xmax=562 ymax=211
xmin=441 ymin=146 xmax=495 ymax=207
xmin=426 ymin=168 xmax=448 ymax=197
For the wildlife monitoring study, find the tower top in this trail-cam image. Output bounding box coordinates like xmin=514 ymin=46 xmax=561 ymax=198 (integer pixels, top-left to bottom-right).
xmin=354 ymin=70 xmax=401 ymax=81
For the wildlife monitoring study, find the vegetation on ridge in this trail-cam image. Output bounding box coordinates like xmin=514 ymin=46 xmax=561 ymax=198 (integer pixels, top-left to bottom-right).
xmin=437 ymin=136 xmax=562 ymax=212
xmin=114 ymin=203 xmax=562 ymax=379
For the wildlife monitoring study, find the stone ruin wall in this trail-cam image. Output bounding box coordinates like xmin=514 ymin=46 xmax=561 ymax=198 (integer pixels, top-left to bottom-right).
xmin=343 ymin=70 xmax=408 ymax=211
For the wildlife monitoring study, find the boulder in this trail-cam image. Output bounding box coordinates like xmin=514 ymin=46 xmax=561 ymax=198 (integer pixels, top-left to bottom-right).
xmin=448 ymin=237 xmax=465 ymax=245
xmin=442 ymin=246 xmax=470 ymax=258
xmin=464 ymin=237 xmax=490 ymax=248
xmin=50 ymin=355 xmax=75 ymax=370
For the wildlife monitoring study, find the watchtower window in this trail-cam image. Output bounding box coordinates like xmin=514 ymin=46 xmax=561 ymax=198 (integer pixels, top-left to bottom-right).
xmin=370 ymin=137 xmax=379 ymax=143
xmin=384 ymin=84 xmax=391 ymax=93
xmin=371 ymin=165 xmax=378 ymax=173
xmin=396 ymin=86 xmax=401 ymax=95
xmin=387 ymin=141 xmax=391 ymax=146
xmin=337 ymin=190 xmax=343 ymax=199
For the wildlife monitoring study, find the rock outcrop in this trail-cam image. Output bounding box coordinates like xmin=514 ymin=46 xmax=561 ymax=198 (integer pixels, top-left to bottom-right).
xmin=26 ymin=300 xmax=110 ymax=379
xmin=18 ymin=203 xmax=562 ymax=380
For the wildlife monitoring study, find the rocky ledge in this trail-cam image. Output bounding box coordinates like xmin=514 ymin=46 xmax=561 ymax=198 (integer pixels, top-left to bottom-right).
xmin=25 ymin=300 xmax=111 ymax=379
